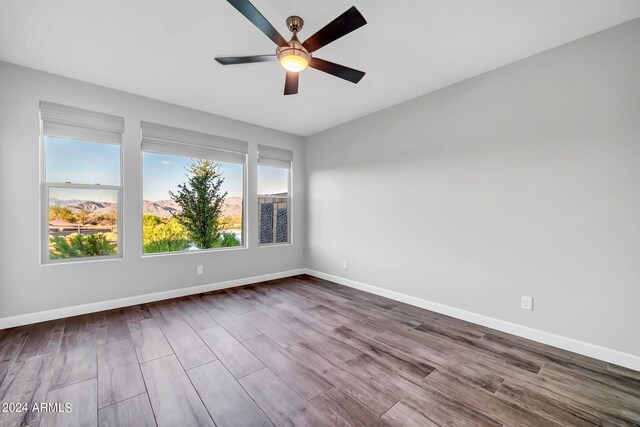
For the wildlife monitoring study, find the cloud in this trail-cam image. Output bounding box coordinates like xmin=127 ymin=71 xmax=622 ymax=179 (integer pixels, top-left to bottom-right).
xmin=160 ymin=160 xmax=171 ymax=165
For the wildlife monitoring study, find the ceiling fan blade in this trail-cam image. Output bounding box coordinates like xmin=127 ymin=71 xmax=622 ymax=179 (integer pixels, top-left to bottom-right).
xmin=215 ymin=55 xmax=276 ymax=65
xmin=302 ymin=6 xmax=367 ymax=53
xmin=284 ymin=71 xmax=299 ymax=95
xmin=226 ymin=0 xmax=289 ymax=47
xmin=309 ymin=58 xmax=365 ymax=84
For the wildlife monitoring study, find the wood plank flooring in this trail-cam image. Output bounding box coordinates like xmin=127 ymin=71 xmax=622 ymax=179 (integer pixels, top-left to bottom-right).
xmin=1 ymin=274 xmax=639 ymax=426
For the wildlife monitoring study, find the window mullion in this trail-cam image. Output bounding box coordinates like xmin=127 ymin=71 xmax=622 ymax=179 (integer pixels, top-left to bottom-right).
xmin=44 ymin=182 xmax=121 ymax=191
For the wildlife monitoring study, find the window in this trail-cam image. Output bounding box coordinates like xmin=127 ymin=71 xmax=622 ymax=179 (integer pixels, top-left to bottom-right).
xmin=40 ymin=101 xmax=124 ymax=263
xmin=257 ymin=145 xmax=292 ymax=245
xmin=141 ymin=122 xmax=247 ymax=255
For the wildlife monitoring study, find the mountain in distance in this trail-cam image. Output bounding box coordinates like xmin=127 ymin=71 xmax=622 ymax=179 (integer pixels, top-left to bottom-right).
xmin=143 ymin=198 xmax=242 ymax=218
xmin=142 ymin=200 xmax=179 ymax=218
xmin=49 ymin=199 xmax=85 ymax=207
xmin=50 ymin=197 xmax=243 ymax=218
xmin=50 ymin=199 xmax=116 ymax=217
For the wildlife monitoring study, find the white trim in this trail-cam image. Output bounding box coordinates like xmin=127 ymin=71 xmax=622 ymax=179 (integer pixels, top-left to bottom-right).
xmin=0 ymin=269 xmax=305 ymax=329
xmin=3 ymin=266 xmax=638 ymax=372
xmin=141 ymin=245 xmax=248 ymax=258
xmin=304 ymin=269 xmax=640 ymax=372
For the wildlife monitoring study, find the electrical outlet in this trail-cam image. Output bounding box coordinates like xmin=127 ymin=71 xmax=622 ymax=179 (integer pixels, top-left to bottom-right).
xmin=521 ymin=295 xmax=533 ymax=311
xmin=342 ymin=260 xmax=348 ymax=269
xmin=197 ymin=265 xmax=204 ymax=275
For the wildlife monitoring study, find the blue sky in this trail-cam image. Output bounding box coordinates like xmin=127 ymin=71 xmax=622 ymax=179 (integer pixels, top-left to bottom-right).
xmin=143 ymin=152 xmax=243 ymax=201
xmin=46 ymin=137 xmax=120 ymax=186
xmin=46 ymin=137 xmax=289 ymax=202
xmin=258 ymin=165 xmax=288 ymax=196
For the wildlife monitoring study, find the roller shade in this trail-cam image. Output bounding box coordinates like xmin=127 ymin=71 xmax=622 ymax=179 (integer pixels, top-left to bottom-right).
xmin=141 ymin=122 xmax=247 ymax=164
xmin=40 ymin=101 xmax=124 ymax=145
xmin=257 ymin=144 xmax=293 ymax=169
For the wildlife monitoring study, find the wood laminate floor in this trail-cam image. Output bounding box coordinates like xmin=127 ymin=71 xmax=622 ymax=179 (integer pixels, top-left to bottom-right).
xmin=1 ymin=275 xmax=639 ymax=426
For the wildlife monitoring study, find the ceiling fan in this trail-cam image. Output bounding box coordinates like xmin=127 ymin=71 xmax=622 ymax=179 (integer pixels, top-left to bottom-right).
xmin=215 ymin=0 xmax=367 ymax=95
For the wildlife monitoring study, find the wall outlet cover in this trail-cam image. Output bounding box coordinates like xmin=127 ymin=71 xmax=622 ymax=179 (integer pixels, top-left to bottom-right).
xmin=197 ymin=265 xmax=204 ymax=275
xmin=342 ymin=260 xmax=348 ymax=269
xmin=521 ymin=295 xmax=533 ymax=311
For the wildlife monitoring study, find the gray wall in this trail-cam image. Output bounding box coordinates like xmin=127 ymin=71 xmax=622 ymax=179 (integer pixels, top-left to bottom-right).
xmin=0 ymin=61 xmax=305 ymax=318
xmin=305 ymin=20 xmax=640 ymax=356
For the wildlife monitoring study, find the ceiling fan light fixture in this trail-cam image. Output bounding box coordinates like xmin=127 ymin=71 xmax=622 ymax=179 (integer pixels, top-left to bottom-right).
xmin=277 ymin=45 xmax=311 ymax=73
xmin=279 ymin=52 xmax=309 ymax=72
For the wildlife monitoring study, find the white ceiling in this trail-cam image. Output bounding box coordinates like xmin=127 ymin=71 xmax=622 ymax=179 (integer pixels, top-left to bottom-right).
xmin=1 ymin=1 xmax=639 ymax=136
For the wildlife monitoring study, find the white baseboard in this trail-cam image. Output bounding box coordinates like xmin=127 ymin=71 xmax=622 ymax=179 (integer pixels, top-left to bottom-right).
xmin=0 ymin=269 xmax=306 ymax=329
xmin=304 ymin=269 xmax=640 ymax=372
xmin=3 ymin=266 xmax=638 ymax=371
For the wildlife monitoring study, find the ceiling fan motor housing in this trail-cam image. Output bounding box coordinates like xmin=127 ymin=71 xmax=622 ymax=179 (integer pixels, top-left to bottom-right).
xmin=277 ymin=16 xmax=311 ymax=66
xmin=276 ymin=37 xmax=311 ymax=66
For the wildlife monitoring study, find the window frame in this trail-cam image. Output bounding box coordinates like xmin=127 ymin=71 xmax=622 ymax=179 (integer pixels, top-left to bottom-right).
xmin=257 ymin=161 xmax=292 ymax=247
xmin=140 ymin=123 xmax=248 ymax=257
xmin=40 ymin=136 xmax=124 ymax=265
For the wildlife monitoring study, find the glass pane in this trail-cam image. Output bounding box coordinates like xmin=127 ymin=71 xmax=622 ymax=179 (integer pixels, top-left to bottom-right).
xmin=142 ymin=152 xmax=244 ymax=254
xmin=45 ymin=136 xmax=120 ymax=185
xmin=258 ymin=165 xmax=289 ymax=244
xmin=257 ymin=165 xmax=289 ymax=196
xmin=48 ymin=187 xmax=119 ymax=259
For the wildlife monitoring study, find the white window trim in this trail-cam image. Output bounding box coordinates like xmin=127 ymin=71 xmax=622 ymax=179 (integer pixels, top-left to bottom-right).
xmin=140 ymin=122 xmax=248 ymax=256
xmin=40 ymin=102 xmax=124 ymax=265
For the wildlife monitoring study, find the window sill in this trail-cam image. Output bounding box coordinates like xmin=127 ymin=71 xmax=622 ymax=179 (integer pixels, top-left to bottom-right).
xmin=141 ymin=245 xmax=248 ymax=258
xmin=42 ymin=255 xmax=123 ymax=266
xmin=258 ymin=242 xmax=292 ymax=248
